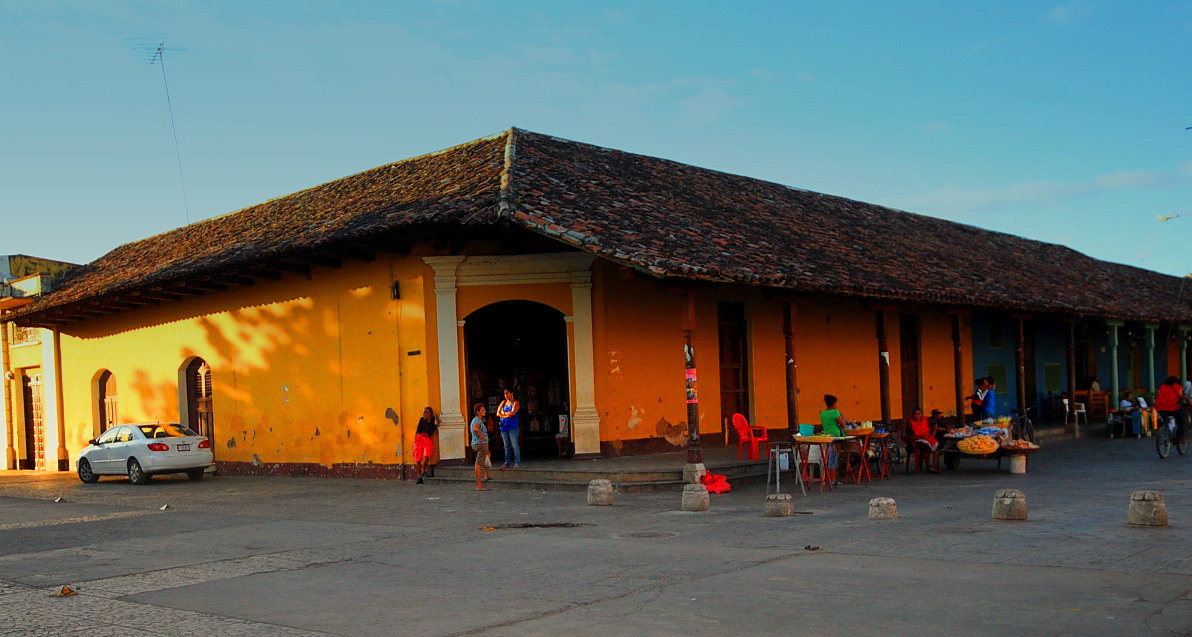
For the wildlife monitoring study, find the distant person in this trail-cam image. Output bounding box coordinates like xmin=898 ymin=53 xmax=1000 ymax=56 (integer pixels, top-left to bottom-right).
xmin=1089 ymin=376 xmax=1103 ymax=391
xmin=905 ymin=407 xmax=940 ymax=474
xmin=1119 ymin=391 xmax=1137 ymax=412
xmin=497 ymin=389 xmax=521 ymax=469
xmin=966 ymin=378 xmax=988 ymax=424
xmin=982 ymin=377 xmax=998 ymax=421
xmin=470 ymin=403 xmax=491 ymax=490
xmin=819 ymin=394 xmax=849 ymax=483
xmin=414 ymin=406 xmax=439 ymax=484
xmin=1155 ymin=376 xmax=1188 ymax=443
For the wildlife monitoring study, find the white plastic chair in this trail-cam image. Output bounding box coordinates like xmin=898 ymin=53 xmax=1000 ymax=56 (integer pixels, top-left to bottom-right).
xmin=1063 ymin=398 xmax=1087 ymax=426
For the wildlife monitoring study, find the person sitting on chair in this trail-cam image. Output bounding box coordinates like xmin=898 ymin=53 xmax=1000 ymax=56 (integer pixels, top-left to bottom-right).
xmin=905 ymin=407 xmax=940 ymax=474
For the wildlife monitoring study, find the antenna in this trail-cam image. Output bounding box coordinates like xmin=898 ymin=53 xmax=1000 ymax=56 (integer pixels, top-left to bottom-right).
xmin=124 ymin=35 xmax=191 ymax=224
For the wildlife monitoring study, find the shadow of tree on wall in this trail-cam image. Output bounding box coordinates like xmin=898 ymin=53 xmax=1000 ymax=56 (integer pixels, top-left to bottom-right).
xmin=62 ymin=264 xmax=418 ymax=478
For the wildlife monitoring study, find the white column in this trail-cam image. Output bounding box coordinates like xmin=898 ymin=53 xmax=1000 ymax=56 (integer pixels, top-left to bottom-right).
xmin=423 ymin=256 xmax=467 ymax=460
xmin=570 ymin=274 xmax=600 ymax=455
xmin=41 ymin=331 xmax=62 ymax=471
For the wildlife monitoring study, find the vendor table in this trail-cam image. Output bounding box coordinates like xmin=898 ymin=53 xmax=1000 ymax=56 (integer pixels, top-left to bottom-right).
xmin=793 ymin=436 xmax=834 ymax=492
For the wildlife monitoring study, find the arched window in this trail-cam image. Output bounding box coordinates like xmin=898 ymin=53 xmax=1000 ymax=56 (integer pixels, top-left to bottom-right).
xmin=93 ymin=370 xmax=117 ymax=435
xmin=183 ymin=358 xmax=214 ymax=441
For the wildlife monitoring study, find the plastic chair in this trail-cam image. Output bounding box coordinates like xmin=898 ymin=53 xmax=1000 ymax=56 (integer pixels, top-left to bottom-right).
xmin=1063 ymin=398 xmax=1087 ymax=429
xmin=732 ymin=413 xmax=769 ymax=461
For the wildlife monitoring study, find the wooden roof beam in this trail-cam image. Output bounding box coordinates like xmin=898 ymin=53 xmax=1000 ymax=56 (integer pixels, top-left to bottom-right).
xmin=240 ymin=267 xmax=283 ymax=281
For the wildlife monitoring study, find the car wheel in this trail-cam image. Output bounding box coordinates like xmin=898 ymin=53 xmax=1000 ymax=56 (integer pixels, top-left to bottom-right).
xmin=77 ymin=459 xmax=99 ymax=484
xmin=127 ymin=458 xmax=151 ymax=485
xmin=185 ymin=468 xmax=205 ymax=481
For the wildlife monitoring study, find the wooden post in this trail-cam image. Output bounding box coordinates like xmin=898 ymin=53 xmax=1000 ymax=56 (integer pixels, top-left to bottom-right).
xmin=683 ymin=292 xmax=701 ymax=464
xmin=1180 ymin=326 xmax=1190 ymax=381
xmin=783 ymin=300 xmax=799 ymax=439
xmin=875 ymin=310 xmax=891 ymax=424
xmin=1014 ymin=317 xmax=1027 ymax=417
xmin=951 ymin=313 xmax=965 ymax=427
xmin=1066 ymin=320 xmax=1078 ymax=433
xmin=1144 ymin=323 xmax=1158 ymax=394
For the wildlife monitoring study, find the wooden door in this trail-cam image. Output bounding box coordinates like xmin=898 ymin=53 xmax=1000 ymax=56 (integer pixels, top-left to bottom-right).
xmin=899 ymin=314 xmax=921 ymax=420
xmin=186 ymin=359 xmax=214 ymax=442
xmin=718 ymin=302 xmax=750 ymax=427
xmin=21 ymin=373 xmax=45 ymax=470
xmin=97 ymin=370 xmax=117 ymax=433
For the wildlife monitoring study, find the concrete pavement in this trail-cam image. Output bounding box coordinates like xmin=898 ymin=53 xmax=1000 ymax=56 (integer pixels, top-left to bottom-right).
xmin=0 ymin=434 xmax=1189 ymax=635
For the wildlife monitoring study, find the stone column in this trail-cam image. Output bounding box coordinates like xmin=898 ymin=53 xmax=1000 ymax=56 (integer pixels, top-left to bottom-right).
xmin=423 ymin=256 xmax=467 ymax=460
xmin=1107 ymin=320 xmax=1123 ymax=412
xmin=1 ymin=319 xmax=15 ymax=469
xmin=569 ymin=275 xmax=600 ymax=455
xmin=48 ymin=328 xmax=67 ymax=471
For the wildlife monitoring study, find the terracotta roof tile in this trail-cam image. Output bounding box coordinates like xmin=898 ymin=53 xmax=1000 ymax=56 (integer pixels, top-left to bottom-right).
xmin=9 ymin=128 xmax=1190 ymax=324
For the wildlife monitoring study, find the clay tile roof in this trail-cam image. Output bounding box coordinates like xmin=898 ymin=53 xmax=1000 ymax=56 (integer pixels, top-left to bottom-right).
xmin=9 ymin=128 xmax=1191 ymax=324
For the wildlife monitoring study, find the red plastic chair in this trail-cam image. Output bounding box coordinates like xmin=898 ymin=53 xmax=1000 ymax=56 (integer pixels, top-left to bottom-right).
xmin=732 ymin=413 xmax=769 ymax=461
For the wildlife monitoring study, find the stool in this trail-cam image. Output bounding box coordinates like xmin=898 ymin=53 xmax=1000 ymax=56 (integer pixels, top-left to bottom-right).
xmin=767 ymin=441 xmax=805 ymax=497
xmin=795 ymin=441 xmax=833 ymax=492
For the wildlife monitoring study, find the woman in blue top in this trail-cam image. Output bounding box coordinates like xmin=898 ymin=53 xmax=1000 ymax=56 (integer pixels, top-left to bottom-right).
xmin=497 ymin=389 xmax=521 ymax=469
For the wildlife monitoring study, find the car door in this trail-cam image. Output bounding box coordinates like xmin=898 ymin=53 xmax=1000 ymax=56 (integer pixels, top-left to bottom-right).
xmin=105 ymin=426 xmax=135 ymax=474
xmin=89 ymin=427 xmax=121 ymax=474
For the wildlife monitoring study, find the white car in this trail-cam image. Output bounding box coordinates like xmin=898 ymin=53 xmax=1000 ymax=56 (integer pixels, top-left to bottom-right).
xmin=77 ymin=422 xmax=214 ymax=484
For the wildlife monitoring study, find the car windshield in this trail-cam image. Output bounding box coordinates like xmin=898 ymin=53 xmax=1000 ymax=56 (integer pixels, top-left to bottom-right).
xmin=137 ymin=424 xmax=198 ymax=439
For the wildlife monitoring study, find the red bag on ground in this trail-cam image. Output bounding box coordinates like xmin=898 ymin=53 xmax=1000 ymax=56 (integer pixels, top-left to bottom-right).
xmin=701 ymin=472 xmax=731 ymax=494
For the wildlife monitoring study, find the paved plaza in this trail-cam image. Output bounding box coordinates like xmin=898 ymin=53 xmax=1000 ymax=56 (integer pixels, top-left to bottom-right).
xmin=0 ymin=434 xmax=1190 ymax=635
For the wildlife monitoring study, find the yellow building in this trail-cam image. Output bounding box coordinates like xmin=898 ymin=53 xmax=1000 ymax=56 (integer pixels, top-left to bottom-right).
xmin=4 ymin=130 xmax=1189 ymax=476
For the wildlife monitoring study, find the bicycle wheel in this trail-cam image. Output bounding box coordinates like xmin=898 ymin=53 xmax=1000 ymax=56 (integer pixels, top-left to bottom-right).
xmin=1023 ymin=418 xmax=1034 ymax=443
xmin=1156 ymin=423 xmax=1172 ymax=459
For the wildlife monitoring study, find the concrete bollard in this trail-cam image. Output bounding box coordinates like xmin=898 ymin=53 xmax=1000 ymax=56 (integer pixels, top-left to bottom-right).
xmin=764 ymin=493 xmax=795 ymax=517
xmin=586 ymin=481 xmax=615 ymax=508
xmin=1127 ymin=490 xmax=1168 ymax=527
xmin=992 ymin=489 xmax=1027 ymax=521
xmin=868 ymin=497 xmax=897 ymax=520
xmin=587 ymin=479 xmax=614 ymax=506
xmin=682 ymin=462 xmax=707 ymax=484
xmin=1008 ymin=454 xmax=1027 ymax=475
xmin=681 ymin=483 xmax=710 ymax=512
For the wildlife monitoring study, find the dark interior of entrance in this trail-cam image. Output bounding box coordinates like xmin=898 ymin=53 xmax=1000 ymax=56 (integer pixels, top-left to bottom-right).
xmin=465 ymin=301 xmax=570 ymax=461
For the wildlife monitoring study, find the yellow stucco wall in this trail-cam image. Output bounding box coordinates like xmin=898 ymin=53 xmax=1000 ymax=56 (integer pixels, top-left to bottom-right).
xmin=55 ymin=256 xmax=430 ymax=469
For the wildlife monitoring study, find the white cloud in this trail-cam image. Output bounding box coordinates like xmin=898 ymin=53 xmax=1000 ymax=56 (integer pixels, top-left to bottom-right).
xmin=676 ymin=86 xmax=742 ymax=128
xmin=900 ymin=162 xmax=1192 ymax=214
xmin=1046 ymin=1 xmax=1094 ymax=24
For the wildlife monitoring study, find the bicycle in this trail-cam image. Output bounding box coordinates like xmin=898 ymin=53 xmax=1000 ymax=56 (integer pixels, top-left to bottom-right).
xmin=1155 ymin=412 xmax=1189 ymax=459
xmin=1010 ymin=406 xmax=1034 ymax=443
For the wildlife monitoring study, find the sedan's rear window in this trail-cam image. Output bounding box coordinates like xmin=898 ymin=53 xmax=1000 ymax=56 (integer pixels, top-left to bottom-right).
xmin=138 ymin=424 xmax=198 ymax=439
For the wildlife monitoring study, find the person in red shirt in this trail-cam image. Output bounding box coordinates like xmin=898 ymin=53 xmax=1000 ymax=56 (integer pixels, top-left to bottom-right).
xmin=905 ymin=407 xmax=941 ymax=474
xmin=1154 ymin=376 xmax=1189 ymax=443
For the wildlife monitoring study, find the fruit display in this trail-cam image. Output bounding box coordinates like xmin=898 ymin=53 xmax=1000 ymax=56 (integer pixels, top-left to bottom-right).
xmin=944 ymin=425 xmax=975 ymax=439
xmin=844 ymin=427 xmax=875 ymax=436
xmin=1001 ymin=439 xmax=1039 ymax=451
xmin=957 ymin=434 xmax=999 ymax=455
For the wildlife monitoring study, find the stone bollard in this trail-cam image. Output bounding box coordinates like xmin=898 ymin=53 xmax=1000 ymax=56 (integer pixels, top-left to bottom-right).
xmin=587 ymin=479 xmax=614 ymax=506
xmin=868 ymin=497 xmax=897 ymax=520
xmin=764 ymin=493 xmax=794 ymax=517
xmin=1127 ymin=490 xmax=1168 ymax=527
xmin=681 ymin=483 xmax=710 ymax=512
xmin=992 ymin=489 xmax=1027 ymax=521
xmin=1008 ymin=454 xmax=1027 ymax=475
xmin=682 ymin=462 xmax=707 ymax=484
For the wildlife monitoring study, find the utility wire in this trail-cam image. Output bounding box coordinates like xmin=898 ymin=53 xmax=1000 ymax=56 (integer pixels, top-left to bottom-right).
xmin=156 ymin=47 xmax=191 ymax=224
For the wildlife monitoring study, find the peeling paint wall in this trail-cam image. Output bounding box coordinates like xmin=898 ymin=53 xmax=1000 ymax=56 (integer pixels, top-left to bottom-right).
xmin=55 ymin=255 xmax=430 ymax=471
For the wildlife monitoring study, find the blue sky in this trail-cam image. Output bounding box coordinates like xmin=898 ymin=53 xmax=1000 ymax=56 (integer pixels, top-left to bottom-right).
xmin=3 ymin=1 xmax=1191 ymax=277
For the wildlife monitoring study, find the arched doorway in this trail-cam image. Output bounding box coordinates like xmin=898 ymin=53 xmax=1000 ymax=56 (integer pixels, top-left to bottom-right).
xmin=94 ymin=370 xmax=117 ymax=436
xmin=464 ymin=301 xmax=570 ymax=461
xmin=183 ymin=358 xmax=214 ymax=443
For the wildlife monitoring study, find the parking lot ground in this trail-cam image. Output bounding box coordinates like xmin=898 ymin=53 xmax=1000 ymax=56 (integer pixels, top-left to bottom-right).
xmin=0 ymin=434 xmax=1190 ymax=635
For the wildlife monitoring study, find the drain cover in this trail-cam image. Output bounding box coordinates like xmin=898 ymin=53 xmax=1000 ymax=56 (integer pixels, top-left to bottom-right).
xmin=615 ymin=531 xmax=677 ymax=539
